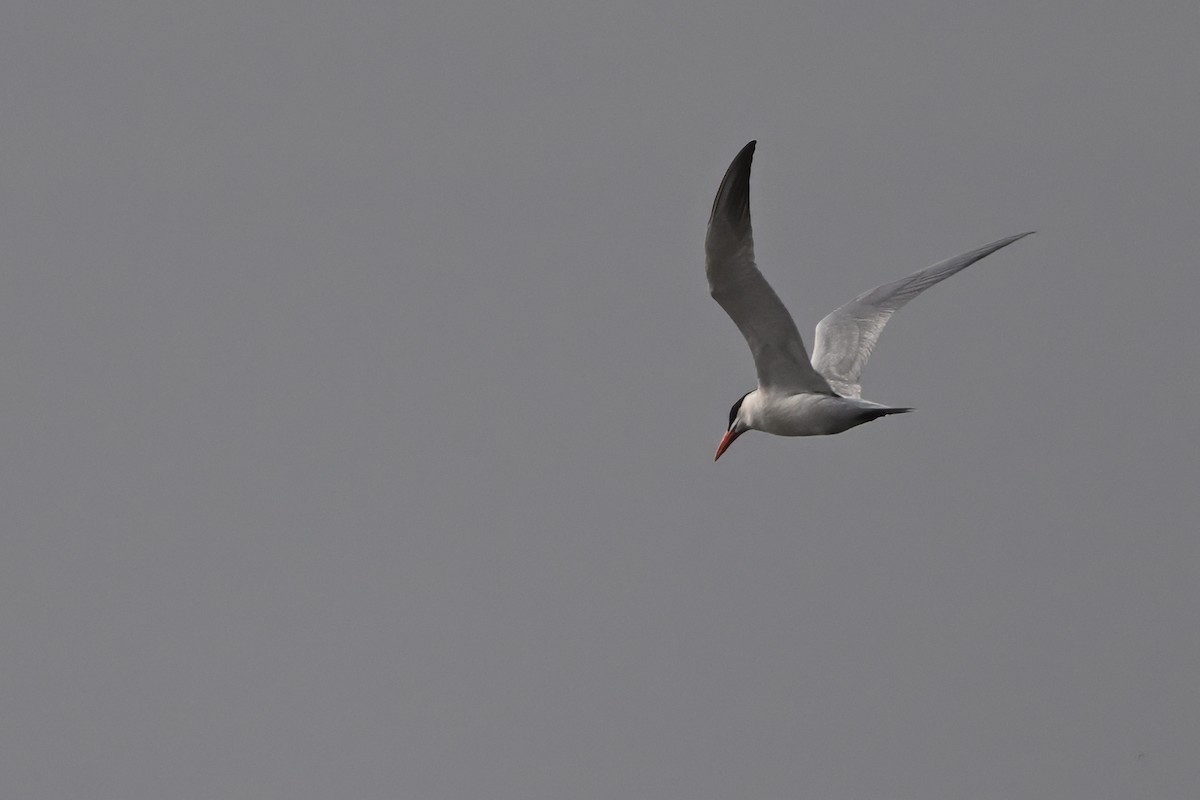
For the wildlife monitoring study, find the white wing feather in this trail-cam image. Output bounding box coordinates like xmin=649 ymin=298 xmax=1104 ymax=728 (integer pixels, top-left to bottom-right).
xmin=705 ymin=142 xmax=834 ymax=394
xmin=811 ymin=232 xmax=1034 ymax=397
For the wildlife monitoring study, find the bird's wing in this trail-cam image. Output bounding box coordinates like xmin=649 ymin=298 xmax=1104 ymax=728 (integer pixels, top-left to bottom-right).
xmin=811 ymin=232 xmax=1034 ymax=398
xmin=705 ymin=142 xmax=834 ymax=394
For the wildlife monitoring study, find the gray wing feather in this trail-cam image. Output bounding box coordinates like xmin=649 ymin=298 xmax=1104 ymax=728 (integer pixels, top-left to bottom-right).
xmin=811 ymin=232 xmax=1034 ymax=397
xmin=705 ymin=142 xmax=834 ymax=394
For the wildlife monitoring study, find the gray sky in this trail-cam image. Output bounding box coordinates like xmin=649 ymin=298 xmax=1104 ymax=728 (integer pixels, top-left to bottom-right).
xmin=2 ymin=1 xmax=1198 ymax=798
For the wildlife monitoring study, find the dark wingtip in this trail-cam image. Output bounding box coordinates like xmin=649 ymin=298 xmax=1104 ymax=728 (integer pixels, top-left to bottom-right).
xmin=728 ymin=141 xmax=756 ymax=178
xmin=708 ymin=141 xmax=757 ymax=228
xmin=991 ymin=230 xmax=1036 ymax=252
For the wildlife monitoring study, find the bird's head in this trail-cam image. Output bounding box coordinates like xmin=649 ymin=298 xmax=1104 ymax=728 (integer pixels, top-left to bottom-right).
xmin=714 ymin=391 xmax=752 ymax=461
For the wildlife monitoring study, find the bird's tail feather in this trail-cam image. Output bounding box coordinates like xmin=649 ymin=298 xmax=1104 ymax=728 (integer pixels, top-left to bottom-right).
xmin=860 ymin=405 xmax=913 ymax=423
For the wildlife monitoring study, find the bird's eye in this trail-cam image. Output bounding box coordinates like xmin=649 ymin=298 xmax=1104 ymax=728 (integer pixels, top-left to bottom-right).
xmin=728 ymin=392 xmax=750 ymax=429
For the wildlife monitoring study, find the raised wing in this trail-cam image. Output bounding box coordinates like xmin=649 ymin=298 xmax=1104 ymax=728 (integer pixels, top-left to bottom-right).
xmin=705 ymin=142 xmax=834 ymax=394
xmin=811 ymin=231 xmax=1034 ymax=397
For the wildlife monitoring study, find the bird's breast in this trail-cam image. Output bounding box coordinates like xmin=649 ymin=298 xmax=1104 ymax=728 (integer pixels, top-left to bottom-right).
xmin=750 ymin=393 xmax=872 ymax=437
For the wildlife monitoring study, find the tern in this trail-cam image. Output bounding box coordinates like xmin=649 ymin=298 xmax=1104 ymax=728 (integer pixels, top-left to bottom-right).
xmin=708 ymin=141 xmax=1032 ymax=461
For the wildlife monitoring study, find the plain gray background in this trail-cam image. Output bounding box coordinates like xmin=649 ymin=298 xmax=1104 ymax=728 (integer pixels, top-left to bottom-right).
xmin=2 ymin=2 xmax=1198 ymax=798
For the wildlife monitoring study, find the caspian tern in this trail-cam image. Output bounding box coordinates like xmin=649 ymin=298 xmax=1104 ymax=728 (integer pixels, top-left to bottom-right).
xmin=708 ymin=141 xmax=1033 ymax=461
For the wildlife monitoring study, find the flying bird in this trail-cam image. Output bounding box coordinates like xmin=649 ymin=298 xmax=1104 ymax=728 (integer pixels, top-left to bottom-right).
xmin=707 ymin=141 xmax=1032 ymax=461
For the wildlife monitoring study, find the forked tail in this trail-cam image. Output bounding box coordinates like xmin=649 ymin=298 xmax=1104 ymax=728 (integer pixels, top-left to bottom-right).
xmin=858 ymin=404 xmax=914 ymax=424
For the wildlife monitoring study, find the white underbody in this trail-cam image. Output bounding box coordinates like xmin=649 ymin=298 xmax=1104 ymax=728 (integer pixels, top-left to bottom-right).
xmin=739 ymin=389 xmax=908 ymax=437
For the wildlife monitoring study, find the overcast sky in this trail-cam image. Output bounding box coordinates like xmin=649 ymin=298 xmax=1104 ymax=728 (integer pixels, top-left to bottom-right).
xmin=2 ymin=2 xmax=1198 ymax=798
